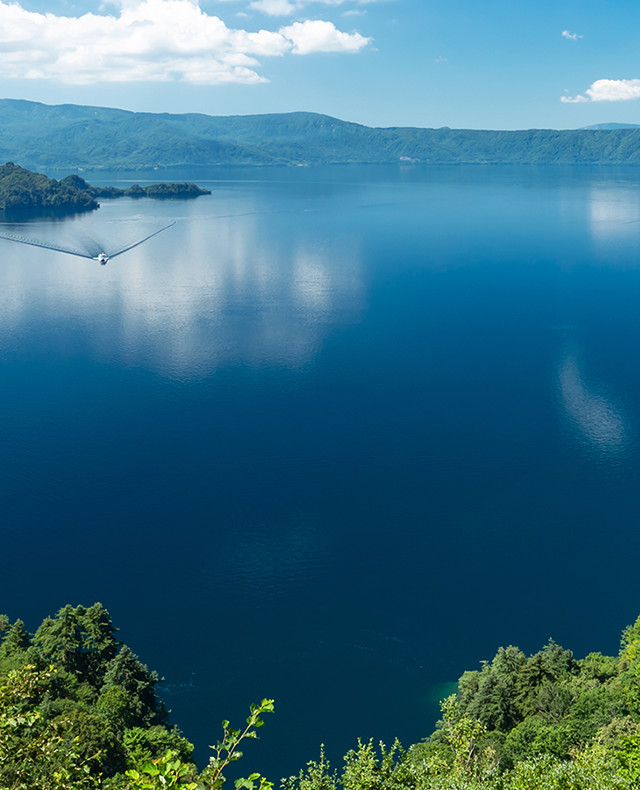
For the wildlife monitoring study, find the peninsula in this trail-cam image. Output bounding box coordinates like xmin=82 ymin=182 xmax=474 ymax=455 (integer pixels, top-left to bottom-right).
xmin=0 ymin=162 xmax=210 ymax=212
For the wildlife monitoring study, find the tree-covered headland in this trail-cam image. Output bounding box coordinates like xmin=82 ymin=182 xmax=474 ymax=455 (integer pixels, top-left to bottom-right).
xmin=3 ymin=605 xmax=640 ymax=789
xmin=0 ymin=163 xmax=98 ymax=211
xmin=0 ymin=162 xmax=210 ymax=212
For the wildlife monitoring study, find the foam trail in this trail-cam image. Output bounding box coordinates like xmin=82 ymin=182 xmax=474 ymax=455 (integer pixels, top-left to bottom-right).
xmin=0 ymin=221 xmax=176 ymax=261
xmin=0 ymin=229 xmax=93 ymax=259
xmin=109 ymin=221 xmax=176 ymax=259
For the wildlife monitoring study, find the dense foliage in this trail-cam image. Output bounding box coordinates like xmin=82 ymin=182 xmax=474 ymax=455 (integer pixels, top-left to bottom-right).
xmin=1 ymin=100 xmax=640 ymax=170
xmin=0 ymin=163 xmax=210 ymax=212
xmin=3 ymin=606 xmax=640 ymax=788
xmin=284 ymin=615 xmax=640 ymax=790
xmin=0 ymin=162 xmax=98 ymax=211
xmin=122 ymin=183 xmax=209 ymax=198
xmin=88 ymin=180 xmax=210 ymax=199
xmin=0 ymin=605 xmax=272 ymax=789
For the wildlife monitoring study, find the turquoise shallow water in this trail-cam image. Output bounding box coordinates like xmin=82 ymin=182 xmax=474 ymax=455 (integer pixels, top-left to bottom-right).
xmin=1 ymin=165 xmax=640 ymax=776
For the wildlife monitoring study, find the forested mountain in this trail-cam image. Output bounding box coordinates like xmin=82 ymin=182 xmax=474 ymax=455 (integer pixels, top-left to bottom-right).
xmin=1 ymin=99 xmax=640 ymax=170
xmin=3 ymin=605 xmax=640 ymax=789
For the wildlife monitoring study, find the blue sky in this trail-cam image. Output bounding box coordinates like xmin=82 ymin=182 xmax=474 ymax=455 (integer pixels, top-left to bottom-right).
xmin=1 ymin=0 xmax=640 ymax=128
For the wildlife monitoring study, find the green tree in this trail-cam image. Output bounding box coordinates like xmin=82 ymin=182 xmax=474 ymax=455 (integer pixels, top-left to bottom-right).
xmin=619 ymin=613 xmax=640 ymax=714
xmin=100 ymin=646 xmax=166 ymax=728
xmin=0 ymin=664 xmax=99 ymax=790
xmin=437 ymin=695 xmax=499 ymax=784
xmin=124 ymin=749 xmax=198 ymax=790
xmin=612 ymin=724 xmax=640 ymax=786
xmin=341 ymin=739 xmax=412 ymax=790
xmin=0 ymin=619 xmax=33 ymax=676
xmin=122 ymin=725 xmax=194 ymax=770
xmin=459 ymin=645 xmax=526 ymax=733
xmin=281 ymin=746 xmax=337 ymax=790
xmin=34 ymin=604 xmax=118 ymax=691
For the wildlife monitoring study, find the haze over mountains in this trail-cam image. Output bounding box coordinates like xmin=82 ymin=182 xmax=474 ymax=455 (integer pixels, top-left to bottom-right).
xmin=2 ymin=99 xmax=640 ymax=171
xmin=582 ymin=123 xmax=640 ymax=130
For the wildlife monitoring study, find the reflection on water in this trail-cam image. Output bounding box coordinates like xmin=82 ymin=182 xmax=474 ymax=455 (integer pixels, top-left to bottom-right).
xmin=589 ymin=184 xmax=640 ymax=244
xmin=558 ymin=350 xmax=630 ymax=455
xmin=3 ymin=167 xmax=640 ymax=778
xmin=0 ymin=204 xmax=363 ymax=379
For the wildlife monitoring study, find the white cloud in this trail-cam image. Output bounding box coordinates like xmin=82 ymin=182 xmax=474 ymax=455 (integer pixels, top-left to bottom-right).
xmin=561 ymin=93 xmax=589 ymax=104
xmin=562 ymin=78 xmax=640 ymax=104
xmin=250 ymin=0 xmax=295 ymax=14
xmin=561 ymin=29 xmax=582 ymax=40
xmin=0 ymin=0 xmax=371 ymax=84
xmin=250 ymin=0 xmax=382 ymax=17
xmin=281 ymin=19 xmax=370 ymax=53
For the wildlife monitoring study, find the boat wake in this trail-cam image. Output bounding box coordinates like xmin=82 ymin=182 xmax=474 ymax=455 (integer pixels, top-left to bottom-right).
xmin=0 ymin=221 xmax=176 ymax=264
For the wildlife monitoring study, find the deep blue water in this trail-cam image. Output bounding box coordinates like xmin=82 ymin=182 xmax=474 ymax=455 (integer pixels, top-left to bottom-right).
xmin=1 ymin=165 xmax=640 ymax=777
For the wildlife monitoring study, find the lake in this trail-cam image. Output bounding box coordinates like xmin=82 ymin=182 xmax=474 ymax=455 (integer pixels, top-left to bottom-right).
xmin=1 ymin=164 xmax=640 ymax=777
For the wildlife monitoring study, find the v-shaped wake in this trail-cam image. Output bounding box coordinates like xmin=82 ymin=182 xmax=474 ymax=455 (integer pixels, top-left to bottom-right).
xmin=0 ymin=221 xmax=176 ymax=264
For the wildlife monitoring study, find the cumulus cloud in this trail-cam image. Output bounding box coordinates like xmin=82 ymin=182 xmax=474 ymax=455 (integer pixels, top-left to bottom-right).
xmin=250 ymin=0 xmax=382 ymax=16
xmin=251 ymin=0 xmax=295 ymax=14
xmin=562 ymin=78 xmax=640 ymax=103
xmin=0 ymin=0 xmax=371 ymax=84
xmin=281 ymin=19 xmax=370 ymax=53
xmin=561 ymin=29 xmax=582 ymax=40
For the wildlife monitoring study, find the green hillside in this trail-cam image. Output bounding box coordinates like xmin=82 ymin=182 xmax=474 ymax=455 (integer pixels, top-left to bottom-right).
xmin=2 ymin=99 xmax=640 ymax=170
xmin=0 ymin=161 xmax=98 ymax=210
xmin=4 ymin=605 xmax=640 ymax=789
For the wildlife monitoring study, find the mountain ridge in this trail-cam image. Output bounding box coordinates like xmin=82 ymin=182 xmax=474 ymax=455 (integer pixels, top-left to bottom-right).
xmin=2 ymin=99 xmax=640 ymax=170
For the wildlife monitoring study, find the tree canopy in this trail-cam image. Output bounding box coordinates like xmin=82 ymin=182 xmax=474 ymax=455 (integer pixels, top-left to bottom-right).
xmin=2 ymin=100 xmax=640 ymax=169
xmin=0 ymin=163 xmax=97 ymax=211
xmin=3 ymin=605 xmax=640 ymax=789
xmin=0 ymin=162 xmax=210 ymax=213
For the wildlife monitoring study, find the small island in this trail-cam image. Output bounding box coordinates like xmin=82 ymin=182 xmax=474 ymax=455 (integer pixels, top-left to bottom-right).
xmin=0 ymin=162 xmax=211 ymax=212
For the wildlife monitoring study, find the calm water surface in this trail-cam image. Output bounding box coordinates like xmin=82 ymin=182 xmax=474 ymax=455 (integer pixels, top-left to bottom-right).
xmin=1 ymin=165 xmax=640 ymax=776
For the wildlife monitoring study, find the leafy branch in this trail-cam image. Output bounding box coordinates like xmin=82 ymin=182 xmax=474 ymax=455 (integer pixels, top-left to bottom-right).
xmin=200 ymin=699 xmax=274 ymax=790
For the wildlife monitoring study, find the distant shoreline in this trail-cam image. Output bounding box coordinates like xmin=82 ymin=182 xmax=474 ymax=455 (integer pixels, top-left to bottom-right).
xmin=2 ymin=99 xmax=640 ymax=170
xmin=36 ymin=161 xmax=640 ymax=180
